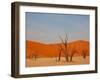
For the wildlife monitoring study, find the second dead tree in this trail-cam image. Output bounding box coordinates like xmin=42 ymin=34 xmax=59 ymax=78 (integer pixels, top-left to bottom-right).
xmin=70 ymin=49 xmax=76 ymax=62
xmin=82 ymin=50 xmax=87 ymax=59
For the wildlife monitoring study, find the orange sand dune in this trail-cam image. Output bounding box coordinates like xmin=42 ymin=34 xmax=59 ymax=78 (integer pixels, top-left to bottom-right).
xmin=26 ymin=40 xmax=89 ymax=58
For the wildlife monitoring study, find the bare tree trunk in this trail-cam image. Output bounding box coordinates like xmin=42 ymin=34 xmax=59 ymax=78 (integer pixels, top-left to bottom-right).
xmin=64 ymin=34 xmax=69 ymax=62
xmin=63 ymin=49 xmax=69 ymax=62
xmin=83 ymin=52 xmax=86 ymax=59
xmin=82 ymin=50 xmax=87 ymax=59
xmin=34 ymin=55 xmax=37 ymax=61
xmin=58 ymin=49 xmax=62 ymax=61
xmin=33 ymin=54 xmax=38 ymax=61
xmin=70 ymin=53 xmax=74 ymax=62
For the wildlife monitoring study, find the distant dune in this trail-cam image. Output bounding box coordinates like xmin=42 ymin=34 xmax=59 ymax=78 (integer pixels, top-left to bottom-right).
xmin=26 ymin=40 xmax=89 ymax=58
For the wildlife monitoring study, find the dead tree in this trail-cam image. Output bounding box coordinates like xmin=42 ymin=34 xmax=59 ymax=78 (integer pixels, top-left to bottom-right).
xmin=57 ymin=44 xmax=63 ymax=61
xmin=64 ymin=34 xmax=69 ymax=62
xmin=58 ymin=48 xmax=62 ymax=61
xmin=82 ymin=50 xmax=87 ymax=59
xmin=58 ymin=33 xmax=69 ymax=62
xmin=34 ymin=54 xmax=38 ymax=61
xmin=32 ymin=51 xmax=38 ymax=61
xmin=70 ymin=49 xmax=76 ymax=62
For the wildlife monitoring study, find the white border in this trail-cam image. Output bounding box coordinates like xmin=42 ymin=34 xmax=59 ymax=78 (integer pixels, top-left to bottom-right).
xmin=19 ymin=5 xmax=95 ymax=74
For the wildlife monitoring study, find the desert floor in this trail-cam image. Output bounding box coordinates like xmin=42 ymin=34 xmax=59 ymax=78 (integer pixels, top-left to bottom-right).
xmin=26 ymin=56 xmax=89 ymax=67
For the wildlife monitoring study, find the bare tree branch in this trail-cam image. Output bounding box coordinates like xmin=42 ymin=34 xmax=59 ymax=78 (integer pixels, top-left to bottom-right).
xmin=59 ymin=36 xmax=64 ymax=45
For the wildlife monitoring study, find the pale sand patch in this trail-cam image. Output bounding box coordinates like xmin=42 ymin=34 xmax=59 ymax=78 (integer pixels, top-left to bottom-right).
xmin=26 ymin=56 xmax=89 ymax=67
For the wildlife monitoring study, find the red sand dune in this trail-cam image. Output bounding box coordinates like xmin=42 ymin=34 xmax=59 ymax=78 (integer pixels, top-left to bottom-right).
xmin=26 ymin=40 xmax=89 ymax=58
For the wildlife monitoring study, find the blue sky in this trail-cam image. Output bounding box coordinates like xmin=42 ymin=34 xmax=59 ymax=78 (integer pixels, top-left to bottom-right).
xmin=25 ymin=12 xmax=89 ymax=44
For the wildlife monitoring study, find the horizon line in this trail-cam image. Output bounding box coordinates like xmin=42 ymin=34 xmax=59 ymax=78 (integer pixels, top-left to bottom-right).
xmin=26 ymin=39 xmax=89 ymax=44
